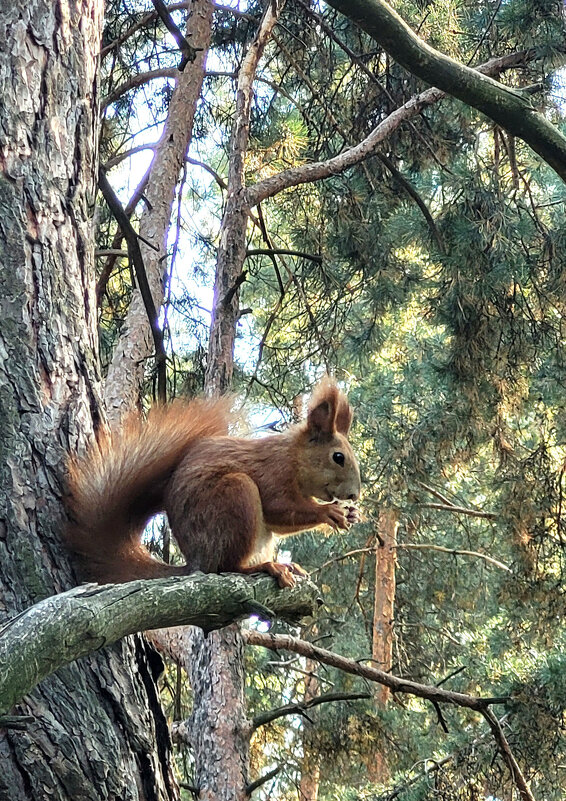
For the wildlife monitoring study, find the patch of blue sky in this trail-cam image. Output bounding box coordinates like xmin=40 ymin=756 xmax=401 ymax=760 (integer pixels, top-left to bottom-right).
xmin=103 ymin=1 xmax=280 ymax=382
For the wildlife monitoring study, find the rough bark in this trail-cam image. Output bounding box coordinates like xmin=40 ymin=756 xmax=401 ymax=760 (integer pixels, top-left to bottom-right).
xmin=366 ymin=507 xmax=398 ymax=784
xmin=205 ymin=0 xmax=286 ymax=395
xmin=104 ymin=0 xmax=213 ymax=421
xmin=0 ymin=2 xmax=177 ymax=798
xmin=325 ymin=0 xmax=566 ymax=183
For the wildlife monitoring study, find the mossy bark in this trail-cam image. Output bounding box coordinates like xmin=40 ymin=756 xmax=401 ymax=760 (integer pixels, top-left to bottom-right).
xmin=0 ymin=573 xmax=320 ymax=716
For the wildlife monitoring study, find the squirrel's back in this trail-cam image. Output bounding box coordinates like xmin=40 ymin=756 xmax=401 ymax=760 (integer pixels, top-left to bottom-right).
xmin=65 ymin=398 xmax=231 ymax=582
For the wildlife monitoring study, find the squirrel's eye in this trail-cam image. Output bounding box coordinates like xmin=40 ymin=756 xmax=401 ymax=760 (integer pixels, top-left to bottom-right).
xmin=333 ymin=451 xmax=345 ymax=466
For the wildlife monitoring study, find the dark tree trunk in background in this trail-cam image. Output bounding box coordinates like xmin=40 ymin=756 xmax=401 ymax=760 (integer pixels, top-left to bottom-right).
xmin=0 ymin=2 xmax=178 ymax=798
xmin=187 ymin=626 xmax=251 ymax=800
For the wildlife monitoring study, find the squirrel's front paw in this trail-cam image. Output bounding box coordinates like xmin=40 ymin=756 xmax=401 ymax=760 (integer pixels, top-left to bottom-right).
xmin=320 ymin=501 xmax=349 ymax=530
xmin=320 ymin=500 xmax=360 ymax=530
xmin=345 ymin=504 xmax=360 ymax=525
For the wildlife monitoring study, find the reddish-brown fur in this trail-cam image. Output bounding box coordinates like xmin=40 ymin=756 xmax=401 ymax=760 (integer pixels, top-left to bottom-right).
xmin=65 ymin=379 xmax=361 ymax=588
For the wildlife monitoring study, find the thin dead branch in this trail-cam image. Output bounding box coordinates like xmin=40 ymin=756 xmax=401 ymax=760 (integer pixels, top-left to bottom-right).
xmin=98 ymin=167 xmax=167 ymax=402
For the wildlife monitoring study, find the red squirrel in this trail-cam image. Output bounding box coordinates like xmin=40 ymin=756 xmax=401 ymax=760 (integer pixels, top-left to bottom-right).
xmin=66 ymin=378 xmax=361 ymax=588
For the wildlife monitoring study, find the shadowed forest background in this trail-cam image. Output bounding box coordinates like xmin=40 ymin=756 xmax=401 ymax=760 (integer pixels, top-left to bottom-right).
xmin=2 ymin=0 xmax=566 ymax=799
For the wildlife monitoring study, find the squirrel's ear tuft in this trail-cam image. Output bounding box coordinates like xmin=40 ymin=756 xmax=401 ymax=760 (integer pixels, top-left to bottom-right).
xmin=306 ymin=377 xmax=352 ymax=438
xmin=335 ymin=396 xmax=353 ymax=435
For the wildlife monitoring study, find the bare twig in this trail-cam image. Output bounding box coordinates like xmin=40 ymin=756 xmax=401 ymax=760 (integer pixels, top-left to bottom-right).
xmin=151 ymin=0 xmax=199 ymax=69
xmin=252 ymin=691 xmax=370 ymax=730
xmin=481 ymin=708 xmax=536 ymax=801
xmin=186 ymin=156 xmax=228 ymax=190
xmin=316 ymin=542 xmax=510 ymax=572
xmin=95 ymin=249 xmax=128 ymax=258
xmin=416 ymin=481 xmax=497 ymax=518
xmin=96 ymin=169 xmax=152 ymax=302
xmin=104 ymin=142 xmax=157 ymax=170
xmin=246 ymin=765 xmax=283 ymax=794
xmin=246 ymin=248 xmax=322 ymax=263
xmin=416 ymin=481 xmax=459 ymax=507
xmin=243 ymin=630 xmax=508 ymax=711
xmin=98 ymin=167 xmax=167 ymax=403
xmin=377 ymin=153 xmax=444 ymax=251
xmin=419 ymin=502 xmax=496 ymax=519
xmin=101 ymin=68 xmax=178 ymax=111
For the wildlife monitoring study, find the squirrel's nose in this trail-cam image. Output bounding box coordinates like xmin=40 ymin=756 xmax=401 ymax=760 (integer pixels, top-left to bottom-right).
xmin=348 ymin=492 xmax=358 ymax=501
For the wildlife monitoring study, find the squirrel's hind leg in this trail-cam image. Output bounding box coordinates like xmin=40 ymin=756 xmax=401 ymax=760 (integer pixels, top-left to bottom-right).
xmin=172 ymin=472 xmax=263 ymax=574
xmin=171 ymin=471 xmax=307 ymax=588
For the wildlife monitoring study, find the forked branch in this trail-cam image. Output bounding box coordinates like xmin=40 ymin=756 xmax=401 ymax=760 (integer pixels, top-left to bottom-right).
xmin=244 ymin=630 xmax=533 ymax=800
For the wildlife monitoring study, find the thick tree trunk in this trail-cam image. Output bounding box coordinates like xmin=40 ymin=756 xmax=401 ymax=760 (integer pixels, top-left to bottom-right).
xmin=104 ymin=0 xmax=213 ymax=419
xmin=0 ymin=3 xmax=177 ymax=799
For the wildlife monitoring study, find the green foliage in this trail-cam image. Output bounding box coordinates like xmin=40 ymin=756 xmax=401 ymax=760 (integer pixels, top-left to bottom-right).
xmin=100 ymin=0 xmax=566 ymax=796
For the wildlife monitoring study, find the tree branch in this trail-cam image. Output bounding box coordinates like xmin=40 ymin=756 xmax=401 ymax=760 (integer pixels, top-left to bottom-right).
xmin=96 ymin=166 xmax=151 ymax=302
xmin=416 ymin=481 xmax=497 ymax=518
xmin=376 ymin=153 xmax=444 ymax=252
xmin=246 ymin=765 xmax=283 ymax=794
xmin=243 ymin=631 xmax=507 ymax=711
xmin=104 ymin=142 xmax=157 ymax=171
xmin=186 ymin=156 xmax=228 ymax=190
xmin=251 ymin=691 xmax=370 ymax=730
xmin=151 ymin=0 xmax=199 ymax=69
xmin=100 ymin=3 xmax=257 ymax=60
xmin=316 ymin=542 xmax=510 ymax=572
xmin=245 ymin=248 xmax=322 ymax=263
xmin=418 ymin=502 xmax=497 ymax=519
xmin=0 ymin=574 xmax=320 ymax=716
xmin=246 ymin=49 xmax=544 ymax=207
xmin=325 ymin=0 xmax=566 ymax=182
xmin=481 ymin=708 xmax=536 ymax=801
xmin=416 ymin=480 xmax=460 ymax=507
xmin=244 ymin=631 xmax=535 ymax=800
xmin=205 ymin=0 xmax=286 ymax=395
xmin=101 ymin=68 xmax=179 ymax=111
xmin=98 ymin=166 xmax=167 ymax=403
xmin=397 ymin=543 xmax=510 ymax=571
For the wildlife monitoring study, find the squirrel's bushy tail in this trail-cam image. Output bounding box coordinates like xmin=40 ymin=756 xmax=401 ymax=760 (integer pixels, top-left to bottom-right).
xmin=65 ymin=398 xmax=231 ymax=583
